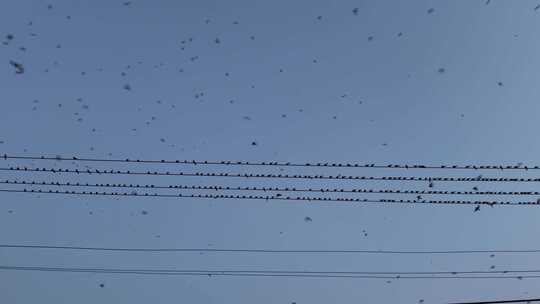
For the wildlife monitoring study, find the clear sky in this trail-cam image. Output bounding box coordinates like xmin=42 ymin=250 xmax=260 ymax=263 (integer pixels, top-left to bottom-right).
xmin=2 ymin=0 xmax=540 ymax=303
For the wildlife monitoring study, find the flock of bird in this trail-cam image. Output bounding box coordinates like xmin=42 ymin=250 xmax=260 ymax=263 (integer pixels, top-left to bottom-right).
xmin=2 ymin=1 xmax=530 ymax=153
xmin=3 ymin=2 xmax=540 ymax=302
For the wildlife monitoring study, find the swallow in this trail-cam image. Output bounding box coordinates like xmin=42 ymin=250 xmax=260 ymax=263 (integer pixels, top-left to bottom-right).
xmin=9 ymin=60 xmax=24 ymax=74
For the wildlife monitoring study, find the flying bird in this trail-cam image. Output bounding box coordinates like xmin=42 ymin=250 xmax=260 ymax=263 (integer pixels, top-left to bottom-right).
xmin=474 ymin=205 xmax=480 ymax=212
xmin=9 ymin=60 xmax=24 ymax=74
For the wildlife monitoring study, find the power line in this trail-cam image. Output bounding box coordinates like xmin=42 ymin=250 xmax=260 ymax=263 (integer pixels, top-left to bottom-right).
xmin=2 ymin=244 xmax=540 ymax=254
xmin=4 ymin=179 xmax=539 ymax=196
xmin=450 ymin=298 xmax=540 ymax=304
xmin=1 ymin=188 xmax=537 ymax=205
xmin=0 ymin=265 xmax=538 ymax=279
xmin=3 ymin=166 xmax=540 ymax=183
xmin=3 ymin=154 xmax=537 ymax=171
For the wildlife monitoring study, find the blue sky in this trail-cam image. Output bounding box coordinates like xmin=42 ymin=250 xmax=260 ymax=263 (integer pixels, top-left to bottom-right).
xmin=2 ymin=0 xmax=540 ymax=303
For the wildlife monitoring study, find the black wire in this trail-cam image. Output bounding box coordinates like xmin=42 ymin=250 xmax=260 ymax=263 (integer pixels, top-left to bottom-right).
xmin=1 ymin=188 xmax=536 ymax=205
xmin=450 ymin=299 xmax=540 ymax=304
xmin=3 ymin=179 xmax=539 ymax=196
xmin=0 ymin=265 xmax=538 ymax=279
xmin=2 ymin=244 xmax=540 ymax=254
xmin=2 ymin=154 xmax=537 ymax=171
xmin=2 ymin=166 xmax=540 ymax=183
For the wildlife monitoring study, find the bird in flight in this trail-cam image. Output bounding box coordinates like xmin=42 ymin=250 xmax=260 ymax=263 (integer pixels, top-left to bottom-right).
xmin=9 ymin=60 xmax=24 ymax=74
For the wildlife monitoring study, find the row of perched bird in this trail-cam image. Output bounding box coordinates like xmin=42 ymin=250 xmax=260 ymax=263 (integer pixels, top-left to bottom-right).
xmin=5 ymin=155 xmax=536 ymax=170
xmin=1 ymin=180 xmax=537 ymax=196
xmin=4 ymin=166 xmax=540 ymax=182
xmin=6 ymin=188 xmax=536 ymax=205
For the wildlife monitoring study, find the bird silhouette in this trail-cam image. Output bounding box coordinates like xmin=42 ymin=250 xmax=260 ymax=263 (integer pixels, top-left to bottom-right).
xmin=474 ymin=205 xmax=480 ymax=212
xmin=9 ymin=60 xmax=24 ymax=74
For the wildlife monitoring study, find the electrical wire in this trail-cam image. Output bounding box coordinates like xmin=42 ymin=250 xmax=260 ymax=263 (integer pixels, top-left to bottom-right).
xmin=450 ymin=298 xmax=540 ymax=304
xmin=2 ymin=244 xmax=540 ymax=254
xmin=0 ymin=188 xmax=537 ymax=205
xmin=2 ymin=154 xmax=537 ymax=171
xmin=3 ymin=179 xmax=538 ymax=196
xmin=0 ymin=265 xmax=538 ymax=279
xmin=2 ymin=166 xmax=540 ymax=183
